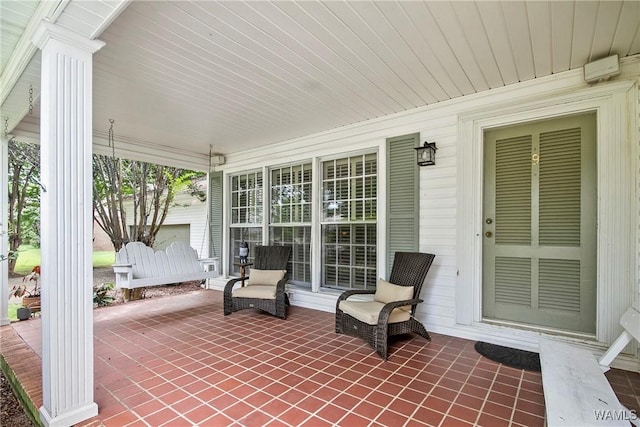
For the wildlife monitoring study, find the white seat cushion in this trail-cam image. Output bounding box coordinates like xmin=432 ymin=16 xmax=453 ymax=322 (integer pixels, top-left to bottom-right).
xmin=374 ymin=278 xmax=413 ymax=303
xmin=338 ymin=300 xmax=411 ymax=325
xmin=373 ymin=278 xmax=414 ymax=314
xmin=248 ymin=269 xmax=286 ymax=286
xmin=233 ymin=285 xmax=277 ymax=300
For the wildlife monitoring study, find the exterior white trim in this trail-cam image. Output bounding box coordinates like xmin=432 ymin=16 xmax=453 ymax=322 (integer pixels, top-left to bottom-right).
xmin=218 ymin=57 xmax=638 ymax=172
xmin=88 ymin=0 xmax=131 ymax=40
xmin=0 ymin=136 xmax=9 ymax=326
xmin=35 ymin=21 xmax=102 ymax=427
xmin=215 ymin=59 xmax=639 ymax=371
xmin=311 ymin=158 xmax=322 ymax=291
xmin=9 ymin=129 xmax=212 ymax=171
xmin=457 ymin=80 xmax=638 ymax=363
xmin=0 ymin=1 xmax=67 ymax=106
xmin=92 ymin=133 xmax=211 ymax=171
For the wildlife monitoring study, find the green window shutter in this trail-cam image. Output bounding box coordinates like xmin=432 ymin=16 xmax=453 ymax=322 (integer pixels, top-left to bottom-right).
xmin=495 ymin=135 xmax=532 ymax=245
xmin=386 ymin=133 xmax=419 ymax=272
xmin=209 ymin=171 xmax=223 ymax=258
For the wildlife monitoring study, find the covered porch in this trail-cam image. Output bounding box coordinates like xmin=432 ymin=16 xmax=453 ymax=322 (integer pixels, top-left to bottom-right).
xmin=0 ymin=290 xmax=551 ymax=426
xmin=2 ymin=288 xmax=639 ymax=426
xmin=1 ymin=1 xmax=639 ymax=425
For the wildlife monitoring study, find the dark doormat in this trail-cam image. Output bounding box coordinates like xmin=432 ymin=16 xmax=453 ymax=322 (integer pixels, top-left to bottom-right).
xmin=474 ymin=341 xmax=541 ymax=371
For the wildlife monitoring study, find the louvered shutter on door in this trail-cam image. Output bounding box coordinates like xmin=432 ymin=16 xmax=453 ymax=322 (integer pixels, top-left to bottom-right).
xmin=495 ymin=135 xmax=532 ymax=245
xmin=538 ymin=127 xmax=582 ymax=312
xmin=539 ymin=128 xmax=582 ymax=246
xmin=386 ymin=133 xmax=419 ymax=272
xmin=495 ymin=257 xmax=531 ymax=306
xmin=494 ymin=135 xmax=533 ymax=307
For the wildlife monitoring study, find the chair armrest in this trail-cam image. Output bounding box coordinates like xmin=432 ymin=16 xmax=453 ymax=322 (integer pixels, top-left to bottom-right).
xmin=336 ymin=289 xmax=376 ymax=313
xmin=337 ymin=289 xmax=375 ymax=303
xmin=113 ymin=263 xmax=134 ymax=289
xmin=224 ymin=277 xmax=244 ymax=294
xmin=377 ymin=298 xmax=423 ymax=325
xmin=112 ymin=263 xmax=133 ymax=273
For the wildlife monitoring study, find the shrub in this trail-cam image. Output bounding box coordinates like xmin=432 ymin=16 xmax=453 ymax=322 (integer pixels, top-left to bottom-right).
xmin=93 ymin=282 xmax=116 ymax=307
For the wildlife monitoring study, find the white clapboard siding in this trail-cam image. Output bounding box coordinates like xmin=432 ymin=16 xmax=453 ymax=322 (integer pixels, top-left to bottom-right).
xmin=215 ymin=63 xmax=637 ymax=367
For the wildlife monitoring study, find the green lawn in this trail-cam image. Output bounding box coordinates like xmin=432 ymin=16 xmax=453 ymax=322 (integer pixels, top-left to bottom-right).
xmin=9 ymin=246 xmax=115 ymax=321
xmin=13 ymin=245 xmax=115 ymax=275
xmin=8 ymin=303 xmax=20 ymax=320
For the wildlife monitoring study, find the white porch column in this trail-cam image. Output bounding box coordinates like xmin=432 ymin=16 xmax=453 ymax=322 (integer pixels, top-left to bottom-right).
xmin=0 ymin=135 xmax=9 ymax=326
xmin=32 ymin=22 xmax=104 ymax=427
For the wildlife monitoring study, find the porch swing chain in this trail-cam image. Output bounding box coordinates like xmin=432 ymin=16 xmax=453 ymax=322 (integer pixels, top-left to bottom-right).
xmin=2 ymin=84 xmax=33 ymax=138
xmin=3 ymin=117 xmax=14 ymax=143
xmin=108 ymin=119 xmax=116 ymax=160
xmin=107 ymin=119 xmax=131 ymax=263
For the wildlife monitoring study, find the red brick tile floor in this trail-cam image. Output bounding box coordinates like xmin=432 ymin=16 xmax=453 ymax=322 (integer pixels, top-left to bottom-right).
xmin=1 ymin=289 xmax=638 ymax=426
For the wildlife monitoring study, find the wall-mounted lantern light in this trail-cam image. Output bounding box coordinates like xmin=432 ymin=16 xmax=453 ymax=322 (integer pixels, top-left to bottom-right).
xmin=415 ymin=141 xmax=437 ymax=166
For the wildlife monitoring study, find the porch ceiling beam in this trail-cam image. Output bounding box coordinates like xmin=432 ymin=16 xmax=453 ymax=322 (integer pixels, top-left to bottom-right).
xmin=0 ymin=0 xmax=67 ymax=107
xmin=12 ymin=128 xmax=211 ymax=171
xmin=88 ymin=0 xmax=131 ymax=40
xmin=1 ymin=0 xmax=131 ymax=133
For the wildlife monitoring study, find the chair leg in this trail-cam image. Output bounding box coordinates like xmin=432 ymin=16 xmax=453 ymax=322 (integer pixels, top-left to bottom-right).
xmin=335 ymin=310 xmax=344 ymax=334
xmin=598 ymin=331 xmax=633 ymax=372
xmin=376 ymin=324 xmax=389 ymax=361
xmin=223 ymin=295 xmax=232 ymax=315
xmin=411 ymin=319 xmax=431 ymax=342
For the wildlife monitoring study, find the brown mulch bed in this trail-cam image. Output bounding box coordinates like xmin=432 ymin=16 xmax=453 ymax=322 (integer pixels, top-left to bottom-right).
xmin=1 ymin=267 xmax=207 ymax=426
xmin=0 ymin=371 xmax=34 ymax=427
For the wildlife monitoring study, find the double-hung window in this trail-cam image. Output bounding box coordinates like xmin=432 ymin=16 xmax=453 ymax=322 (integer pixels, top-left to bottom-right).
xmin=227 ymin=152 xmax=377 ymax=290
xmin=229 ymin=171 xmax=262 ymax=274
xmin=269 ymin=164 xmax=312 ymax=287
xmin=321 ymin=153 xmax=377 ymax=290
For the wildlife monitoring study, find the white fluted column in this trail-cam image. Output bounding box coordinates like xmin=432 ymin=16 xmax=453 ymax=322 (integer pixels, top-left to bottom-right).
xmin=32 ymin=22 xmax=104 ymax=427
xmin=0 ymin=135 xmax=9 ymax=326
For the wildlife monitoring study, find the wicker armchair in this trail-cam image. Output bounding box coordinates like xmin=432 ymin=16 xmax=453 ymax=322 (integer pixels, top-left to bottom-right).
xmin=335 ymin=252 xmax=435 ymax=360
xmin=224 ymin=245 xmax=292 ymax=319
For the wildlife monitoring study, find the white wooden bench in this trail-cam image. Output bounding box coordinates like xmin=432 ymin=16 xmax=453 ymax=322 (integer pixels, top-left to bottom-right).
xmin=599 ymin=303 xmax=640 ymax=372
xmin=113 ymin=241 xmax=219 ymax=289
xmin=539 ymin=339 xmax=635 ymax=427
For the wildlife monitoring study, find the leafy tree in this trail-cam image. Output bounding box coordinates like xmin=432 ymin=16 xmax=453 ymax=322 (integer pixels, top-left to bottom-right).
xmin=92 ymin=155 xmax=204 ymax=251
xmin=7 ymin=140 xmax=40 ymax=275
xmin=92 ymin=154 xmax=204 ymax=300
